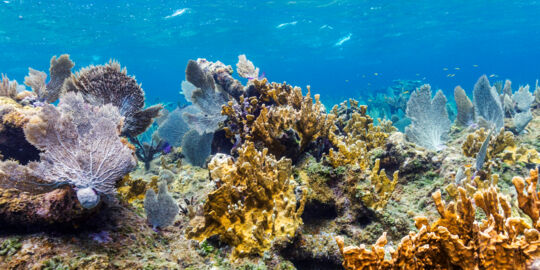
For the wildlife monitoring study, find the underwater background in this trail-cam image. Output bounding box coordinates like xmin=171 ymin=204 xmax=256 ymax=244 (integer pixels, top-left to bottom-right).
xmin=1 ymin=1 xmax=540 ymax=270
xmin=2 ymin=0 xmax=540 ymax=105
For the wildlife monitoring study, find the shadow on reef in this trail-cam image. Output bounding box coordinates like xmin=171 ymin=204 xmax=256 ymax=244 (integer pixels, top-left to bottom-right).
xmin=0 ymin=123 xmax=40 ymax=164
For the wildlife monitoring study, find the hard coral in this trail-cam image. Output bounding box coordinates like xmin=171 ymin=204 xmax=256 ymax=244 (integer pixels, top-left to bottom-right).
xmin=63 ymin=60 xmax=162 ymax=137
xmin=326 ymin=100 xmax=389 ymax=169
xmin=223 ymin=79 xmax=334 ymax=162
xmin=187 ymin=142 xmax=305 ymax=259
xmin=336 ymin=169 xmax=540 ymax=270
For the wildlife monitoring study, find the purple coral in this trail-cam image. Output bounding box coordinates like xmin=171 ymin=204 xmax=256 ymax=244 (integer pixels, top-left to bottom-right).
xmin=23 ymin=92 xmax=137 ymax=209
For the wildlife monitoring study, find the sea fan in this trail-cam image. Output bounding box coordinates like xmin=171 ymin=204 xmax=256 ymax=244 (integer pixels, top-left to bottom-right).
xmin=405 ymin=84 xmax=451 ymax=151
xmin=24 ymin=92 xmax=137 ymax=208
xmin=63 ymin=60 xmax=162 ymax=137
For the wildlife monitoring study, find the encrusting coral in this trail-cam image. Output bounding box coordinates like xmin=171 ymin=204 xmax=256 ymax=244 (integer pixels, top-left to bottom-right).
xmin=63 ymin=60 xmax=162 ymax=137
xmin=187 ymin=142 xmax=305 ymax=259
xmin=336 ymin=169 xmax=540 ymax=270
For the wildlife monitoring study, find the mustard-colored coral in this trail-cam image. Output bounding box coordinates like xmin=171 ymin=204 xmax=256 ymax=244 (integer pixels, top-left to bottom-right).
xmin=357 ymin=159 xmax=398 ymax=211
xmin=461 ymin=127 xmax=514 ymax=159
xmin=326 ymin=100 xmax=390 ymax=169
xmin=336 ymin=169 xmax=540 ymax=270
xmin=222 ymin=79 xmax=334 ymax=161
xmin=187 ymin=142 xmax=305 ymax=259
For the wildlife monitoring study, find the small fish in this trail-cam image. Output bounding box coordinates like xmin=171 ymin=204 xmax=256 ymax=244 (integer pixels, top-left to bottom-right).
xmin=447 ymin=74 xmax=455 ymax=77
xmin=464 ymin=164 xmax=472 ymax=168
xmin=373 ymin=72 xmax=378 ymax=76
xmin=472 ymin=64 xmax=479 ymax=67
xmin=276 ymin=21 xmax=297 ymax=28
xmin=402 ymin=91 xmax=409 ymax=94
xmin=334 ymin=33 xmax=352 ymax=46
xmin=164 ymin=8 xmax=189 ymax=19
xmin=454 ymin=67 xmax=460 ymax=70
xmin=443 ymin=67 xmax=449 ymax=71
xmin=415 ymin=73 xmax=420 ymax=76
xmin=320 ymin=24 xmax=334 ymax=30
xmin=345 ymin=79 xmax=349 ymax=82
xmin=489 ymin=74 xmax=498 ymax=78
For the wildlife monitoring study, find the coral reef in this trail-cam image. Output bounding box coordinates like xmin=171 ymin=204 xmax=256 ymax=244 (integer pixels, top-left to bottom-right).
xmin=222 ymin=79 xmax=334 ymax=162
xmin=187 ymin=142 xmax=305 ymax=259
xmin=131 ymin=135 xmax=166 ymax=171
xmin=405 ymin=84 xmax=451 ymax=151
xmin=63 ymin=60 xmax=162 ymax=137
xmin=336 ymin=169 xmax=540 ymax=270
xmin=326 ymin=100 xmax=389 ymax=169
xmin=24 ymin=92 xmax=137 ymax=208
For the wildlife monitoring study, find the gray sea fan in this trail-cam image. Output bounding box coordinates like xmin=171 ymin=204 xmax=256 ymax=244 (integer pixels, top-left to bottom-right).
xmin=157 ymin=107 xmax=190 ymax=146
xmin=63 ymin=60 xmax=162 ymax=137
xmin=183 ymin=60 xmax=228 ymax=134
xmin=405 ymin=84 xmax=451 ymax=151
xmin=473 ymin=75 xmax=504 ymax=130
xmin=23 ymin=92 xmax=137 ymax=209
xmin=454 ymin=85 xmax=474 ymax=126
xmin=181 ymin=80 xmax=196 ymax=103
xmin=512 ymin=85 xmax=534 ymax=112
xmin=24 ymin=54 xmax=74 ymax=103
xmin=144 ymin=181 xmax=179 ymax=229
xmin=181 ymin=129 xmax=213 ymax=167
xmin=513 ymin=110 xmax=533 ymax=134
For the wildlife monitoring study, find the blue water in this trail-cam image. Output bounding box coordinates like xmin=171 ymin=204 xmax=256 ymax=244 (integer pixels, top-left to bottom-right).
xmin=1 ymin=0 xmax=540 ymax=106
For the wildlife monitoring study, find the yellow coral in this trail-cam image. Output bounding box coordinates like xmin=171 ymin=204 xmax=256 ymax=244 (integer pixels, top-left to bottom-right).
xmin=461 ymin=127 xmax=515 ymax=159
xmin=336 ymin=169 xmax=540 ymax=270
xmin=358 ymin=159 xmax=398 ymax=211
xmin=187 ymin=142 xmax=305 ymax=259
xmin=223 ymin=79 xmax=335 ymax=161
xmin=326 ymin=101 xmax=390 ymax=168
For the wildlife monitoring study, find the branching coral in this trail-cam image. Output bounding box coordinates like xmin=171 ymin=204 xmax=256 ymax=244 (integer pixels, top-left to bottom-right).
xmin=23 ymin=92 xmax=137 ymax=208
xmin=357 ymin=159 xmax=398 ymax=211
xmin=63 ymin=60 xmax=162 ymax=137
xmin=336 ymin=169 xmax=540 ymax=270
xmin=24 ymin=54 xmax=74 ymax=103
xmin=326 ymin=100 xmax=389 ymax=169
xmin=462 ymin=127 xmax=514 ymax=160
xmin=222 ymin=79 xmax=334 ymax=162
xmin=187 ymin=142 xmax=305 ymax=259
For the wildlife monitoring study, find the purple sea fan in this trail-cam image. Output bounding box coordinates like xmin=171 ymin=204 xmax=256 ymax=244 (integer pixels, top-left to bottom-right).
xmin=24 ymin=92 xmax=137 ymax=209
